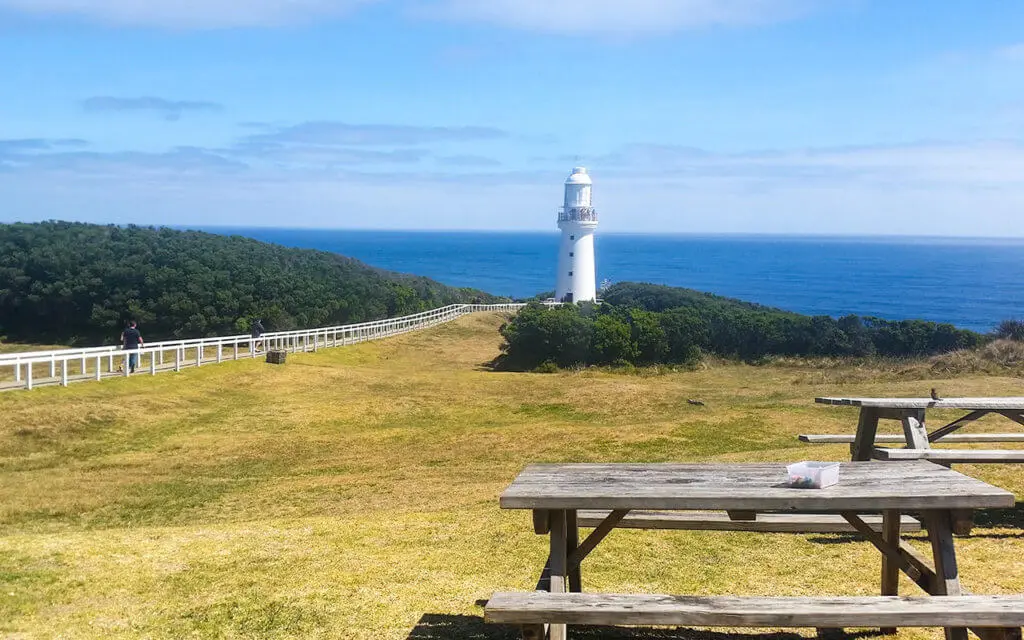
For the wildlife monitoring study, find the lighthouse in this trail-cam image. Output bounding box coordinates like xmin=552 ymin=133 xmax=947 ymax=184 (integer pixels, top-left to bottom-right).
xmin=555 ymin=167 xmax=598 ymax=303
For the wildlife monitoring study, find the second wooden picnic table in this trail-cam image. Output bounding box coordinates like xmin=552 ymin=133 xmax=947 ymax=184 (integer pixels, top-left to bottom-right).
xmin=814 ymin=397 xmax=1024 ymax=464
xmin=496 ymin=461 xmax=1016 ymax=640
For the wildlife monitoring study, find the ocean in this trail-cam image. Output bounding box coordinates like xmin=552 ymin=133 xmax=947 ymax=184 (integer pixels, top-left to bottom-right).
xmin=201 ymin=228 xmax=1024 ymax=333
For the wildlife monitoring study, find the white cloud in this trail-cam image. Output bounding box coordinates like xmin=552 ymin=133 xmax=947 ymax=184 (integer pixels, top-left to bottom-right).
xmin=996 ymin=43 xmax=1024 ymax=61
xmin=420 ymin=0 xmax=823 ymax=35
xmin=0 ymin=0 xmax=378 ymax=28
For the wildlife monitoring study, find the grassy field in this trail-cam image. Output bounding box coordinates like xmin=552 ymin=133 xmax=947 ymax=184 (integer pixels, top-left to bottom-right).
xmin=1 ymin=313 xmax=1022 ymax=639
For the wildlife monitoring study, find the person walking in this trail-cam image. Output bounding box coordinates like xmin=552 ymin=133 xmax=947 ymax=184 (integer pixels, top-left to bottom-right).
xmin=120 ymin=321 xmax=144 ymax=374
xmin=251 ymin=318 xmax=265 ymax=353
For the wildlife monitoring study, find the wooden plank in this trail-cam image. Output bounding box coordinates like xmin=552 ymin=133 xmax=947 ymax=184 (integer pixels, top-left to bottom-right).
xmin=567 ymin=510 xmax=628 ymax=569
xmin=484 ymin=592 xmax=1024 ymax=628
xmin=532 ymin=510 xmax=550 ymax=535
xmin=817 ymin=397 xmax=1024 ymax=410
xmin=926 ymin=511 xmax=968 ymax=640
xmin=881 ymin=509 xmax=901 ymax=636
xmin=902 ymin=411 xmax=930 ymax=450
xmin=566 ymin=510 xmax=580 ymax=594
xmin=576 ymin=510 xmax=922 ymax=533
xmin=997 ymin=411 xmax=1024 ymax=428
xmin=548 ymin=510 xmax=567 ymax=640
xmin=727 ymin=510 xmax=757 ymax=521
xmin=852 ymin=407 xmax=882 ymax=461
xmin=500 ymin=462 xmax=1015 ymax=512
xmin=841 ymin=512 xmax=931 ymax=593
xmin=802 ymin=434 xmax=1024 ymax=444
xmin=929 ymin=411 xmax=993 ymax=442
xmin=872 ymin=449 xmax=1024 ymax=463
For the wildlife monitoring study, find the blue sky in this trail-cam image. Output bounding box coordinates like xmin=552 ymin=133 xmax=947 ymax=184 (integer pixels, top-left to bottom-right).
xmin=1 ymin=0 xmax=1023 ymax=235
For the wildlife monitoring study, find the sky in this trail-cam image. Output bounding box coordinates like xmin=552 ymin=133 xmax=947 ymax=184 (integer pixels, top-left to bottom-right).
xmin=1 ymin=0 xmax=1023 ymax=235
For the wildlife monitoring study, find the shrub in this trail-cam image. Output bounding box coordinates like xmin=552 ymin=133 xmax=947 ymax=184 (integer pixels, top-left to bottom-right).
xmin=995 ymin=319 xmax=1024 ymax=341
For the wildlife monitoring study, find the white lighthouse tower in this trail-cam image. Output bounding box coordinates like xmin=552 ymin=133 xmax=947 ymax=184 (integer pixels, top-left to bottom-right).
xmin=555 ymin=167 xmax=598 ymax=303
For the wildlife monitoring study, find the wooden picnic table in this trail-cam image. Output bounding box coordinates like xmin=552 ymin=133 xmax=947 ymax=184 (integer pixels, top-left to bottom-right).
xmin=497 ymin=461 xmax=1016 ymax=640
xmin=815 ymin=397 xmax=1024 ymax=463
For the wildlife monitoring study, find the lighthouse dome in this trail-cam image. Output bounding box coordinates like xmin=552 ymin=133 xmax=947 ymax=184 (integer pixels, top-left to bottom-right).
xmin=565 ymin=167 xmax=592 ymax=185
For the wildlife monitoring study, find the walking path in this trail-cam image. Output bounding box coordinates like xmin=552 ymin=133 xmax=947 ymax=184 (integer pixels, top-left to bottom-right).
xmin=0 ymin=303 xmax=529 ymax=392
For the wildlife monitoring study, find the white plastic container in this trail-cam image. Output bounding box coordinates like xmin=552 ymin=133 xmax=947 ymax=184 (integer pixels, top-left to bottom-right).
xmin=786 ymin=461 xmax=840 ymax=489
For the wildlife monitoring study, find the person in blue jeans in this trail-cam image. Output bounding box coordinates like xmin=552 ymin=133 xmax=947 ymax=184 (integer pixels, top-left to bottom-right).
xmin=120 ymin=321 xmax=144 ymax=373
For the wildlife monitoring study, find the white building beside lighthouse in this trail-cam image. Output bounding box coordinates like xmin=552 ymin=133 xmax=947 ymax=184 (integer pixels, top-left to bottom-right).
xmin=555 ymin=167 xmax=598 ymax=303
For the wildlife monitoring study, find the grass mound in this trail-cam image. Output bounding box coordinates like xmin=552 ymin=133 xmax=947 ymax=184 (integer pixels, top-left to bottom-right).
xmin=1 ymin=313 xmax=1022 ymax=639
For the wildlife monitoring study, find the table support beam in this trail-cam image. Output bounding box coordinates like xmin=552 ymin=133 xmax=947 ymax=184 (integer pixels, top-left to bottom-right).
xmin=996 ymin=411 xmax=1024 ymax=429
xmin=926 ymin=511 xmax=968 ymax=640
xmin=880 ymin=509 xmax=901 ymax=635
xmin=841 ymin=512 xmax=934 ymax=593
xmin=549 ymin=510 xmax=567 ymax=640
xmin=567 ymin=510 xmax=581 ymax=594
xmin=568 ymin=509 xmax=629 ymax=570
xmin=851 ymin=408 xmax=881 ymax=461
xmin=929 ymin=410 xmax=992 ymax=442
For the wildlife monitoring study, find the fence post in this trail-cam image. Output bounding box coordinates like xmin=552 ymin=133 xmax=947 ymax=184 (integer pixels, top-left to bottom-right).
xmin=95 ymin=356 xmax=102 ymax=381
xmin=150 ymin=351 xmax=157 ymax=375
xmin=108 ymin=354 xmax=114 ymax=372
xmin=233 ymin=341 xmax=238 ymax=360
xmin=50 ymin=356 xmax=56 ymax=379
xmin=80 ymin=356 xmax=86 ymax=377
xmin=14 ymin=361 xmax=20 ymax=382
xmin=61 ymin=360 xmax=68 ymax=387
xmin=217 ymin=343 xmax=223 ymax=363
xmin=26 ymin=363 xmax=32 ymax=390
xmin=197 ymin=343 xmax=203 ymax=367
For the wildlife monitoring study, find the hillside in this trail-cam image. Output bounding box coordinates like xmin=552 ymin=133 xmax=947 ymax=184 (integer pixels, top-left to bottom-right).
xmin=0 ymin=221 xmax=500 ymax=345
xmin=1 ymin=313 xmax=1021 ymax=639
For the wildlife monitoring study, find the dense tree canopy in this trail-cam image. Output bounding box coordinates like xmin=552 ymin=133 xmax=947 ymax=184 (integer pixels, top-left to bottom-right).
xmin=0 ymin=221 xmax=499 ymax=344
xmin=496 ymin=283 xmax=984 ymax=371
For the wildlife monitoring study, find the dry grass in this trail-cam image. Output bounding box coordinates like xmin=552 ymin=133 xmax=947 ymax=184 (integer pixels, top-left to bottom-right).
xmin=1 ymin=312 xmax=1022 ymax=639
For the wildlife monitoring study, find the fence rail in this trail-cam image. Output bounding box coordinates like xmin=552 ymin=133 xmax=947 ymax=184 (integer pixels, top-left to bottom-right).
xmin=0 ymin=303 xmax=532 ymax=392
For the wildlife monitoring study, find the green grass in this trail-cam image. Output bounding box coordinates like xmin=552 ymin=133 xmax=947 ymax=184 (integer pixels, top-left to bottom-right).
xmin=1 ymin=312 xmax=1022 ymax=639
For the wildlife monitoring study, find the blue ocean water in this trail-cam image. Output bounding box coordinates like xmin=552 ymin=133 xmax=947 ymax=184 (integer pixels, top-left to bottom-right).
xmin=201 ymin=228 xmax=1024 ymax=332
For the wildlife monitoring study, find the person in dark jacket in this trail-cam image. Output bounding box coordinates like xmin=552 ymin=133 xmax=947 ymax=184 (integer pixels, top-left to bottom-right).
xmin=120 ymin=321 xmax=144 ymax=373
xmin=251 ymin=319 xmax=265 ymax=352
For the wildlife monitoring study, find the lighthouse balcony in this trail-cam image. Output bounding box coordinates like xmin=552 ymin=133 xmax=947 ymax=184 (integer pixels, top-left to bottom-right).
xmin=557 ymin=206 xmax=598 ymax=223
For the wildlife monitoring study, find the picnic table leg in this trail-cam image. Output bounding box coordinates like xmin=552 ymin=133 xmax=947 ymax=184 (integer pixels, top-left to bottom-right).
xmin=566 ymin=509 xmax=581 ymax=593
xmin=851 ymin=407 xmax=881 ymax=461
xmin=880 ymin=509 xmax=901 ymax=635
xmin=549 ymin=509 xmax=568 ymax=640
xmin=925 ymin=510 xmax=968 ymax=640
xmin=901 ymin=409 xmax=929 ymax=450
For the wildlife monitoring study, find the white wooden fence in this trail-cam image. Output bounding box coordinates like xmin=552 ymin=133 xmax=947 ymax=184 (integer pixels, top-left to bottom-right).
xmin=0 ymin=303 xmax=530 ymax=391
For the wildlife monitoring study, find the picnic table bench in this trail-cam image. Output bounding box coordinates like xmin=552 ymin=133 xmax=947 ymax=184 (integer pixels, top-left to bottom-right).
xmin=805 ymin=397 xmax=1024 ymax=465
xmin=486 ymin=462 xmax=1023 ymax=640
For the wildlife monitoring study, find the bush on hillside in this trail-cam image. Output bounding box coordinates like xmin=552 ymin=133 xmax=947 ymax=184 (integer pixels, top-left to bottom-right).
xmin=0 ymin=221 xmax=500 ymax=344
xmin=994 ymin=319 xmax=1024 ymax=341
xmin=495 ymin=284 xmax=984 ymax=371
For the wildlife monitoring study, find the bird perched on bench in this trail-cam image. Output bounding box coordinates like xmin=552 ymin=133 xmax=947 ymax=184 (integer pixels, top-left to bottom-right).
xmin=930 ymin=388 xmax=942 ymax=401
xmin=687 ymin=399 xmax=705 ymax=406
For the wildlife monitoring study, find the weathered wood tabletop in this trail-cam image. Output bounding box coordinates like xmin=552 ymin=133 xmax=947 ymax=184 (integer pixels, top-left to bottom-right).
xmin=500 ymin=462 xmax=1015 ymax=512
xmin=816 ymin=397 xmax=1024 ymax=410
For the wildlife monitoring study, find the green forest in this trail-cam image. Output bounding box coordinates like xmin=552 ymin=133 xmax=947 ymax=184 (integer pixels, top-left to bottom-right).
xmin=497 ymin=282 xmax=986 ymax=370
xmin=0 ymin=221 xmax=499 ymax=345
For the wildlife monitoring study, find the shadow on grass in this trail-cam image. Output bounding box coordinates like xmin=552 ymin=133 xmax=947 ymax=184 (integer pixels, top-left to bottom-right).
xmin=974 ymin=502 xmax=1024 ymax=530
xmin=406 ymin=614 xmax=886 ymax=640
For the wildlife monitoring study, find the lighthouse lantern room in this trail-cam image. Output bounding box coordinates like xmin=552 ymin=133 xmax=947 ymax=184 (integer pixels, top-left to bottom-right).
xmin=555 ymin=167 xmax=598 ymax=303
